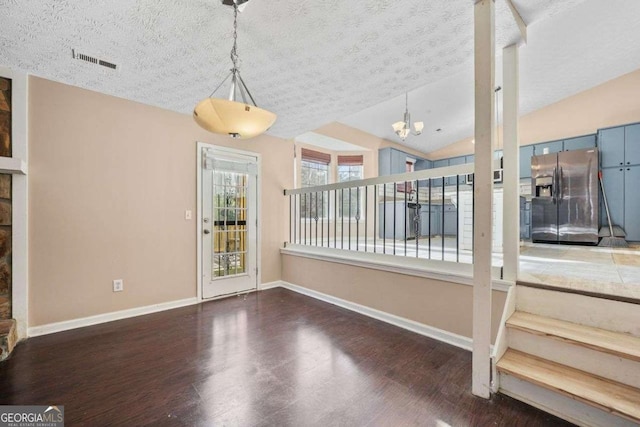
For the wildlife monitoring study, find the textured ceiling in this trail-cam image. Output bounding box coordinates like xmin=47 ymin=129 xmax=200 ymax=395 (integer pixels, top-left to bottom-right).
xmin=0 ymin=0 xmax=637 ymax=152
xmin=342 ymin=0 xmax=640 ymax=153
xmin=1 ymin=0 xmax=528 ymax=138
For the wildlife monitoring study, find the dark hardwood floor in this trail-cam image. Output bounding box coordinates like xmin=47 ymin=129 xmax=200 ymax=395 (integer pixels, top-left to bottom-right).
xmin=0 ymin=288 xmax=572 ymax=426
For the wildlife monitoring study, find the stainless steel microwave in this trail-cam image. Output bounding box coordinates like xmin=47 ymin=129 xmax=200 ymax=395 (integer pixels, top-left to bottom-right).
xmin=465 ymin=170 xmax=503 ymax=184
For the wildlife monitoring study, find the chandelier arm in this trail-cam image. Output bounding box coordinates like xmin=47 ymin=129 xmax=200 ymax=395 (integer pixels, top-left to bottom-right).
xmin=209 ymin=70 xmax=234 ymax=97
xmin=236 ymin=71 xmax=259 ymax=106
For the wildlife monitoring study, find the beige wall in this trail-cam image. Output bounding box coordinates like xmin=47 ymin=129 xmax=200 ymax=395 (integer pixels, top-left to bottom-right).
xmin=430 ymin=68 xmax=640 ymax=159
xmin=282 ymin=254 xmax=507 ymax=343
xmin=28 ymin=77 xmax=293 ymax=326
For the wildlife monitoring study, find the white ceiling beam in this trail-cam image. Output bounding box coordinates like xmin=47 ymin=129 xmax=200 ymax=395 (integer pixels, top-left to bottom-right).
xmin=505 ymin=0 xmax=527 ymax=44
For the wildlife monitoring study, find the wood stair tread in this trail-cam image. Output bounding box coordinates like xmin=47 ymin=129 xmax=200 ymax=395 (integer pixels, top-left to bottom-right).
xmin=507 ymin=311 xmax=640 ymax=362
xmin=497 ymin=349 xmax=640 ymax=423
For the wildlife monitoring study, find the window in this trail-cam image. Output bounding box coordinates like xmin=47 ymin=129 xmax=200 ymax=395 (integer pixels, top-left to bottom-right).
xmin=338 ymin=155 xmax=364 ymax=219
xmin=301 ymin=148 xmax=330 ymax=218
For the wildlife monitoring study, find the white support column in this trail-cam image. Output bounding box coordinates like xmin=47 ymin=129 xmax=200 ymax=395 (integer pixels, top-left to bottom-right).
xmin=473 ymin=0 xmax=495 ymax=399
xmin=502 ymin=44 xmax=520 ymax=282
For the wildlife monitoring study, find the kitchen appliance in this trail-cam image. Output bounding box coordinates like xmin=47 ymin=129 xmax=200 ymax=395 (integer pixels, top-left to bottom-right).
xmin=531 ymin=148 xmax=599 ymax=244
xmin=465 ymin=169 xmax=503 ymax=184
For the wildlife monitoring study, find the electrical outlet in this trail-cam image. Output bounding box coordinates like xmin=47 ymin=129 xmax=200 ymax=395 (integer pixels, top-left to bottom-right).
xmin=185 ymin=210 xmax=192 ymax=220
xmin=113 ymin=279 xmax=124 ymax=292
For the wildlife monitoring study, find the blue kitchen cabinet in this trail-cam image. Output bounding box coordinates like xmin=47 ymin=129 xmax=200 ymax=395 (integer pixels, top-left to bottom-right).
xmin=420 ymin=204 xmax=441 ymax=237
xmin=598 ymin=127 xmax=625 ymax=168
xmin=391 ymin=148 xmax=407 ymax=174
xmin=414 ymin=159 xmax=432 ymax=171
xmin=442 ymin=204 xmax=458 ymax=236
xmin=378 ymin=148 xmax=392 ymax=176
xmin=431 ymin=159 xmax=448 ymax=187
xmin=596 ymin=123 xmax=640 ymax=241
xmin=625 ymin=124 xmax=640 ymax=166
xmin=625 ymin=165 xmax=640 ymax=241
xmin=563 ymin=134 xmax=596 ymax=151
xmin=415 ymin=158 xmax=432 ymax=189
xmin=378 ymin=147 xmax=409 ymax=176
xmin=533 ymin=140 xmax=563 ymax=156
xmin=519 ymin=145 xmax=534 ymax=179
xmin=465 ymin=154 xmax=475 ymax=164
xmin=600 ymin=167 xmax=624 ymax=230
xmin=447 ymin=156 xmax=466 ymax=186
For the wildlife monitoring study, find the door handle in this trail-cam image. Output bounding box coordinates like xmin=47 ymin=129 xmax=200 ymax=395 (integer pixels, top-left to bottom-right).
xmin=203 ymin=229 xmax=211 ymax=234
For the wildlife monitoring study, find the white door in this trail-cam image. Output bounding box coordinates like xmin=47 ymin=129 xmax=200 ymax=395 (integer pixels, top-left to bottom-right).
xmin=201 ymin=147 xmax=258 ymax=299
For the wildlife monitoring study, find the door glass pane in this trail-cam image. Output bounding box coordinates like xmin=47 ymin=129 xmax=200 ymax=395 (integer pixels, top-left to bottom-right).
xmin=212 ymin=170 xmax=248 ymax=277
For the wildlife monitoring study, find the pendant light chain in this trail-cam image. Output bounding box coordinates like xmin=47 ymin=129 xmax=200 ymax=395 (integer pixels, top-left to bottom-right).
xmin=230 ymin=1 xmax=239 ymax=72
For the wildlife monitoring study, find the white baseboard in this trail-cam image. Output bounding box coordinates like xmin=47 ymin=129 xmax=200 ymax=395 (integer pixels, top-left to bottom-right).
xmin=258 ymin=281 xmax=282 ymax=291
xmin=268 ymin=280 xmax=473 ymax=351
xmin=28 ymin=297 xmax=200 ymax=337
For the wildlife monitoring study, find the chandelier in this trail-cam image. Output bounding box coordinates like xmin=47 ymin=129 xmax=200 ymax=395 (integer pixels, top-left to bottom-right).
xmin=392 ymin=93 xmax=424 ymax=141
xmin=193 ymin=0 xmax=277 ymax=139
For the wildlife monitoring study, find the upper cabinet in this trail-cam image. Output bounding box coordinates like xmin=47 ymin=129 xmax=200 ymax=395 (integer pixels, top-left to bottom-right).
xmin=414 ymin=158 xmax=432 ymax=171
xmin=533 ymin=140 xmax=563 ymax=156
xmin=447 ymin=156 xmax=466 ymax=185
xmin=598 ymin=127 xmax=625 ymax=168
xmin=598 ymin=124 xmax=640 ymax=168
xmin=431 ymin=159 xmax=448 ymax=187
xmin=563 ymin=135 xmax=596 ymax=151
xmin=625 ymin=124 xmax=640 ymax=166
xmin=522 ymin=135 xmax=595 ymax=179
xmin=379 ymin=147 xmax=410 ymax=176
xmin=520 ymin=145 xmax=534 ymax=179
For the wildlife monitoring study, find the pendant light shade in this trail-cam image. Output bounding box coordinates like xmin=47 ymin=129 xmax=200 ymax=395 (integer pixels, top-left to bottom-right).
xmin=194 ymin=0 xmax=276 ymax=138
xmin=194 ymin=98 xmax=277 ymax=139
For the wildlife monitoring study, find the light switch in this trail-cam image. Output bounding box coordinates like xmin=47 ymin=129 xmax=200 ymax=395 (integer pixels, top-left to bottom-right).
xmin=185 ymin=210 xmax=192 ymax=220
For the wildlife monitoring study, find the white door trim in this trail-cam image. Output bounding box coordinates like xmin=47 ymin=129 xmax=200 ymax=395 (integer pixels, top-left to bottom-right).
xmin=196 ymin=142 xmax=262 ymax=302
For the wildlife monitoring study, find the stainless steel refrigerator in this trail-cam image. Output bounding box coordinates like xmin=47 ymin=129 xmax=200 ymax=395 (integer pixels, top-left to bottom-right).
xmin=531 ymin=148 xmax=599 ymax=244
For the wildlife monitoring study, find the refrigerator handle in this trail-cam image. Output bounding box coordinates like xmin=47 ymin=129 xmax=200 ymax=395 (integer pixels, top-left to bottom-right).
xmin=558 ymin=166 xmax=563 ymax=201
xmin=552 ymin=167 xmax=557 ymax=205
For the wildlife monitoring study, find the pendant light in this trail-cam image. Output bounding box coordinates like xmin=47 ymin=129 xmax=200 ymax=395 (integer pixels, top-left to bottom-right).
xmin=193 ymin=0 xmax=277 ymax=139
xmin=392 ymin=93 xmax=424 ymax=141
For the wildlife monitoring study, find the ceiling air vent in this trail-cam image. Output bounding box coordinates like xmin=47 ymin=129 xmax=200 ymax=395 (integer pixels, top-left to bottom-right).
xmin=72 ymin=49 xmax=119 ymax=71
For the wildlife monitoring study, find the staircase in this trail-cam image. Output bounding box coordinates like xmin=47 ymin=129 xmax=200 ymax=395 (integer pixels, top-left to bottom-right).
xmin=0 ymin=319 xmax=17 ymax=361
xmin=495 ymin=284 xmax=640 ymax=427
